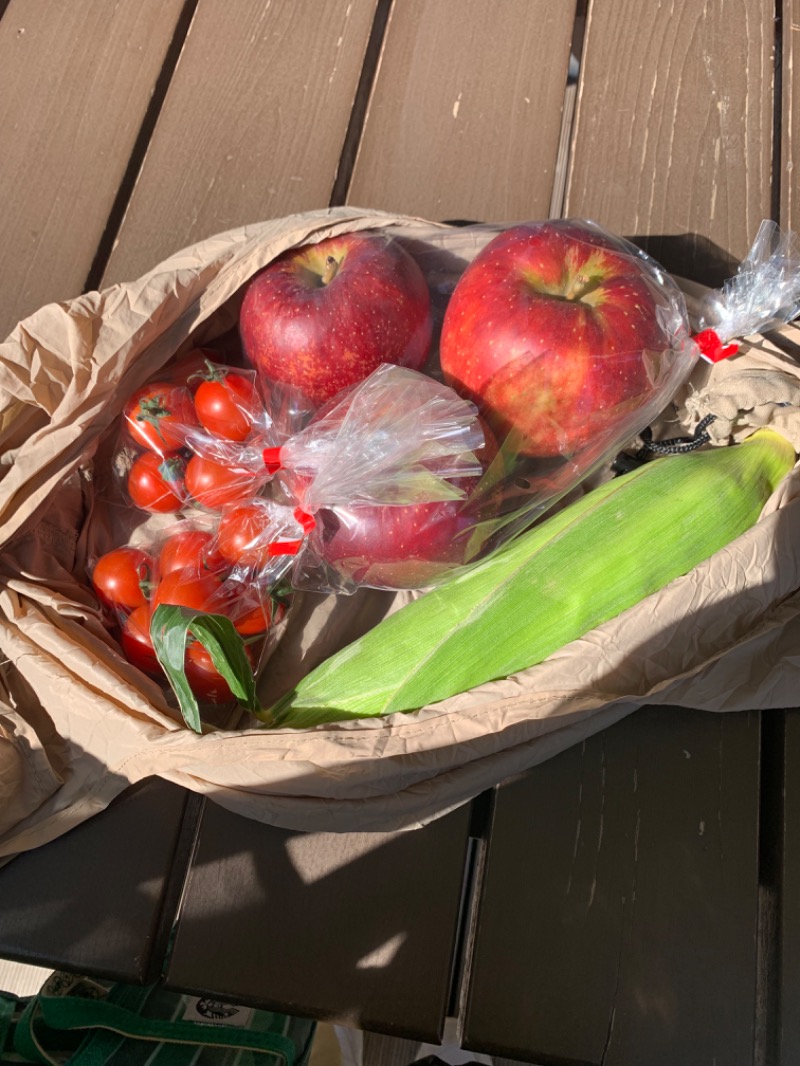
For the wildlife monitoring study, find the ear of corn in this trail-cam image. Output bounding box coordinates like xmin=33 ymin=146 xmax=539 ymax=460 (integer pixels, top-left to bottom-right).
xmin=267 ymin=429 xmax=795 ymax=729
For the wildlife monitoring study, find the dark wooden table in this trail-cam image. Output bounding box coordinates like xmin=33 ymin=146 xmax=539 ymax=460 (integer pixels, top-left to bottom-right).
xmin=1 ymin=703 xmax=793 ymax=1065
xmin=1 ymin=2 xmax=798 ymax=1063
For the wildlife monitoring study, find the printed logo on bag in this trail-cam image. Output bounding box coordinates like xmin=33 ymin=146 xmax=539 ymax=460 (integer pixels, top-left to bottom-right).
xmin=183 ymin=995 xmax=254 ymax=1027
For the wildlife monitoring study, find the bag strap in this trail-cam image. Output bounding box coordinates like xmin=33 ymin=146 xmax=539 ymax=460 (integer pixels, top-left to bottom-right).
xmin=10 ymin=997 xmax=52 ymax=1065
xmin=14 ymin=987 xmax=296 ymax=1065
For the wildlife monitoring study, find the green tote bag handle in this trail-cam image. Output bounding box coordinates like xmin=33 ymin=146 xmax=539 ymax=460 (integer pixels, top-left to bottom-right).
xmin=11 ymin=981 xmax=299 ymax=1065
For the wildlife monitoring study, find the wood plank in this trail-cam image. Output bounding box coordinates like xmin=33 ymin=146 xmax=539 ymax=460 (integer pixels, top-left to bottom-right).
xmin=164 ymin=798 xmax=473 ymax=1043
xmin=462 ymin=707 xmax=761 ymax=1066
xmin=347 ymin=0 xmax=577 ymax=222
xmin=101 ymin=0 xmax=379 ymax=287
xmin=0 ymin=0 xmax=187 ymax=338
xmin=0 ymin=779 xmax=193 ymax=983
xmin=781 ymin=0 xmax=799 ymax=231
xmin=565 ymin=0 xmax=774 ymax=282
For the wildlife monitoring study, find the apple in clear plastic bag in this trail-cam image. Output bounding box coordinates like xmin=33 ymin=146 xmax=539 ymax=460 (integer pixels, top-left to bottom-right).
xmin=305 ymin=417 xmax=498 ymax=592
xmin=440 ymin=219 xmax=682 ymax=458
xmin=313 ymin=488 xmax=482 ymax=590
xmin=239 ymin=231 xmax=433 ymax=408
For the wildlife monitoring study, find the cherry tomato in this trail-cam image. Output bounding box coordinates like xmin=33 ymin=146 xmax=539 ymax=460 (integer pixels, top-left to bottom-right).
xmin=128 ymin=453 xmax=187 ymax=513
xmin=216 ymin=503 xmax=280 ymax=568
xmin=216 ymin=585 xmax=273 ymax=636
xmin=91 ymin=547 xmax=155 ymax=611
xmin=123 ymin=382 xmax=198 ymax=455
xmin=232 ymin=602 xmax=272 ymax=636
xmin=159 ymin=530 xmax=227 ymax=577
xmin=152 ymin=568 xmax=224 ymax=614
xmin=184 ymin=641 xmax=252 ymax=704
xmin=120 ymin=605 xmax=162 ymax=676
xmin=193 ymin=371 xmax=260 ymax=442
xmin=184 ymin=455 xmax=255 ymax=510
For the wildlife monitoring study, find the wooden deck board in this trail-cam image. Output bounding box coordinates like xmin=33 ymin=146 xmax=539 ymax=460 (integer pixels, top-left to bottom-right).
xmin=462 ymin=707 xmax=761 ymax=1066
xmin=781 ymin=0 xmax=799 ymax=232
xmin=0 ymin=779 xmax=192 ymax=983
xmin=347 ymin=0 xmax=577 ymax=222
xmin=164 ymin=798 xmax=473 ymax=1043
xmin=565 ymin=0 xmax=774 ymax=281
xmin=101 ymin=0 xmax=379 ymax=287
xmin=0 ymin=0 xmax=187 ymax=338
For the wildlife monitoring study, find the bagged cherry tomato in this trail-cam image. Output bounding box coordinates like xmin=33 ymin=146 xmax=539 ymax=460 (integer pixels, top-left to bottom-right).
xmin=192 ymin=364 xmax=492 ymax=593
xmin=191 ymin=361 xmax=262 ymax=442
xmin=91 ymin=546 xmax=156 ymax=616
xmin=88 ymin=515 xmax=286 ymax=712
xmin=123 ymin=381 xmax=198 ymax=456
xmin=127 ymin=453 xmax=188 ymax=513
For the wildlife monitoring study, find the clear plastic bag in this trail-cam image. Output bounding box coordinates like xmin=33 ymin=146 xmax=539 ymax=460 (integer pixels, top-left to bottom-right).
xmin=230 ymin=219 xmax=697 ymax=589
xmin=698 ymin=219 xmax=800 ymax=342
xmin=105 ymin=218 xmax=800 ymax=599
xmin=192 ymin=365 xmax=491 ymax=594
xmin=226 ymin=217 xmax=800 ymax=594
xmin=239 ymin=229 xmax=434 ymax=409
xmin=117 ymin=359 xmax=274 ymax=513
xmin=88 ymin=515 xmax=283 ymax=707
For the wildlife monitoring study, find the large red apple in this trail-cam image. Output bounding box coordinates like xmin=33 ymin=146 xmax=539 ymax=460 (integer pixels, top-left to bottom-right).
xmin=240 ymin=231 xmax=433 ymax=408
xmin=439 ymin=220 xmax=685 ymax=458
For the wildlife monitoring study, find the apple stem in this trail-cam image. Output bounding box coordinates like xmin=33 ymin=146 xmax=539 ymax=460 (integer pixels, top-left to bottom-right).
xmin=564 ymin=273 xmax=589 ymax=300
xmin=564 ymin=273 xmax=606 ymax=302
xmin=321 ymin=255 xmax=339 ymax=286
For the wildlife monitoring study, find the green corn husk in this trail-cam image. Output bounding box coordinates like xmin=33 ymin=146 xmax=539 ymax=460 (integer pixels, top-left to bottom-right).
xmin=267 ymin=429 xmax=795 ymax=729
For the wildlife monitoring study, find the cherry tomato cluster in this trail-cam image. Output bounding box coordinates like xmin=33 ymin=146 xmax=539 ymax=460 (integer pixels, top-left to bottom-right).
xmin=91 ymin=527 xmax=278 ymax=703
xmin=122 ymin=360 xmax=263 ymax=514
xmin=92 ymin=356 xmax=286 ymax=704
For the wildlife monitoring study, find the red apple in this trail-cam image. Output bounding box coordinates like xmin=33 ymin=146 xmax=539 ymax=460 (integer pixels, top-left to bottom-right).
xmin=310 ymin=491 xmax=477 ymax=591
xmin=301 ymin=419 xmax=498 ymax=591
xmin=274 ymin=371 xmax=496 ymax=591
xmin=439 ymin=220 xmax=684 ymax=458
xmin=239 ymin=231 xmax=433 ymax=408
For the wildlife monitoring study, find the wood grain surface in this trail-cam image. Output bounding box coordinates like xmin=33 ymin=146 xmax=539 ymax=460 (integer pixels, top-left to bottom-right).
xmin=0 ymin=0 xmax=187 ymax=338
xmin=462 ymin=707 xmax=761 ymax=1066
xmin=101 ymin=0 xmax=379 ymax=287
xmin=164 ymin=797 xmax=473 ymax=1043
xmin=0 ymin=779 xmax=192 ymax=982
xmin=347 ymin=0 xmax=577 ymax=222
xmin=565 ymin=0 xmax=774 ymax=282
xmin=781 ymin=0 xmax=799 ymax=232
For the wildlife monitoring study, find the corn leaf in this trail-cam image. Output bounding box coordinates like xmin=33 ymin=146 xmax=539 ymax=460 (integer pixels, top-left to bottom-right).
xmin=151 ymin=604 xmax=259 ymax=732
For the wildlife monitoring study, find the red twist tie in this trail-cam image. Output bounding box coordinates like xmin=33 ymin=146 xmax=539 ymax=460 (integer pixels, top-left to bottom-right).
xmin=694 ymin=329 xmax=739 ymax=364
xmin=268 ymin=540 xmax=303 ymax=557
xmin=293 ymin=508 xmax=316 ymax=534
xmin=265 ymin=509 xmax=316 ymax=558
xmin=262 ymin=446 xmax=283 ymax=474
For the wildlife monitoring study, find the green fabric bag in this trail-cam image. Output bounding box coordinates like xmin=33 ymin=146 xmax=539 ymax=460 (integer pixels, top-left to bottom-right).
xmin=1 ymin=972 xmax=315 ymax=1065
